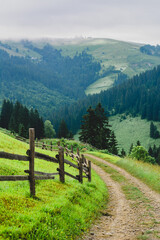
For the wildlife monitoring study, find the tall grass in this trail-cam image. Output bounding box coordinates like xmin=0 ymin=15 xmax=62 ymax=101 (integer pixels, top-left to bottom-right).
xmin=87 ymin=151 xmax=160 ymax=193
xmin=0 ymin=132 xmax=108 ymax=239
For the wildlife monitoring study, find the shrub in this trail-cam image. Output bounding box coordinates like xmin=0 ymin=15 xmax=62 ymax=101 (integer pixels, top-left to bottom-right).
xmin=130 ymin=146 xmax=156 ymax=164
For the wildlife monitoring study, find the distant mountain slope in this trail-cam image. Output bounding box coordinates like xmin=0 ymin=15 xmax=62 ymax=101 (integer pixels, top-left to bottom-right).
xmin=52 ymin=65 xmax=160 ymax=134
xmin=0 ymin=38 xmax=160 ymax=121
xmin=110 ymin=115 xmax=160 ymax=152
xmin=49 ymin=38 xmax=160 ymax=94
xmin=0 ymin=38 xmax=160 ymax=96
xmin=0 ymin=44 xmax=100 ymax=118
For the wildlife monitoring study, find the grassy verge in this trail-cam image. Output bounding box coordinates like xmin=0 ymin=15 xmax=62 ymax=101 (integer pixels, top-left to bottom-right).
xmin=87 ymin=156 xmax=160 ymax=240
xmin=0 ymin=132 xmax=108 ymax=240
xmin=87 ymin=151 xmax=160 ymax=193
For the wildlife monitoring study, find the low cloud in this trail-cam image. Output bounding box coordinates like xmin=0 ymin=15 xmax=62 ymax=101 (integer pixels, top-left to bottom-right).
xmin=0 ymin=0 xmax=159 ymax=44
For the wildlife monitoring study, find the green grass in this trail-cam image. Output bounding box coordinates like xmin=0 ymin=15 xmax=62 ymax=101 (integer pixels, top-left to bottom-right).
xmin=0 ymin=131 xmax=108 ymax=239
xmin=110 ymin=114 xmax=160 ymax=153
xmin=87 ymin=151 xmax=160 ymax=194
xmin=74 ymin=114 xmax=160 ymax=153
xmin=85 ymin=74 xmax=115 ymax=95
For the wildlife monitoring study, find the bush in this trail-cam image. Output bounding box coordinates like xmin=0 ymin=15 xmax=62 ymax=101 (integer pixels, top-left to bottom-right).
xmin=130 ymin=146 xmax=156 ymax=164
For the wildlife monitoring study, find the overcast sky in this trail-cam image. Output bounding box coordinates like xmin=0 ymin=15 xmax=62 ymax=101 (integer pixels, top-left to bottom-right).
xmin=0 ymin=0 xmax=160 ymax=44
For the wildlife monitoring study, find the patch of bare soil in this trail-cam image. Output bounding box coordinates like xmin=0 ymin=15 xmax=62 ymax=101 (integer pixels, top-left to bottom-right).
xmin=83 ymin=154 xmax=160 ymax=240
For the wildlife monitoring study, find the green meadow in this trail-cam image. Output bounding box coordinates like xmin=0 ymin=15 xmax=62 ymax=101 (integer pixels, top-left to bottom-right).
xmin=110 ymin=114 xmax=160 ymax=153
xmin=0 ymin=131 xmax=108 ymax=240
xmin=51 ymin=38 xmax=160 ymax=94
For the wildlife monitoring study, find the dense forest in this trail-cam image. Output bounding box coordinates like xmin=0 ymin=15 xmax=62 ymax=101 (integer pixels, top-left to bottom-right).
xmin=52 ymin=65 xmax=160 ymax=134
xmin=0 ymin=100 xmax=44 ymax=139
xmin=0 ymin=43 xmax=101 ymax=118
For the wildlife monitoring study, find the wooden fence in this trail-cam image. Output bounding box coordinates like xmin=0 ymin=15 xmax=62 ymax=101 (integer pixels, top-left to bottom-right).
xmin=0 ymin=128 xmax=91 ymax=196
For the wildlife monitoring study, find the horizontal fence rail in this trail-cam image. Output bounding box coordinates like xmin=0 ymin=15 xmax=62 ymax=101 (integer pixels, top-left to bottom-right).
xmin=0 ymin=128 xmax=91 ymax=197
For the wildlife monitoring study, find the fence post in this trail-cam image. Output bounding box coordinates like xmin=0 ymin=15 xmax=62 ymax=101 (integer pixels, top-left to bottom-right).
xmin=71 ymin=145 xmax=73 ymax=153
xmin=29 ymin=128 xmax=35 ymax=196
xmin=88 ymin=160 xmax=91 ymax=182
xmin=81 ymin=154 xmax=85 ymax=164
xmin=59 ymin=147 xmax=65 ymax=183
xmin=79 ymin=156 xmax=83 ymax=183
xmin=51 ymin=141 xmax=52 ymax=151
xmin=77 ymin=147 xmax=79 ymax=156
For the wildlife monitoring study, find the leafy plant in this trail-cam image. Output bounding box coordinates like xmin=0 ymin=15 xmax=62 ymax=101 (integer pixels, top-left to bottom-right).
xmin=130 ymin=146 xmax=156 ymax=164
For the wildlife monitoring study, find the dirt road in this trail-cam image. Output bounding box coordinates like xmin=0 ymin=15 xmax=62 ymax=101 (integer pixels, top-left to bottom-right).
xmin=83 ymin=154 xmax=160 ymax=240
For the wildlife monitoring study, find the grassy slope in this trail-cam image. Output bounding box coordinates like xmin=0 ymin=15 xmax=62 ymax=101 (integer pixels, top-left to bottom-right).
xmin=110 ymin=114 xmax=160 ymax=153
xmin=47 ymin=38 xmax=160 ymax=95
xmin=74 ymin=114 xmax=160 ymax=153
xmin=0 ymin=131 xmax=107 ymax=240
xmin=1 ymin=38 xmax=160 ymax=95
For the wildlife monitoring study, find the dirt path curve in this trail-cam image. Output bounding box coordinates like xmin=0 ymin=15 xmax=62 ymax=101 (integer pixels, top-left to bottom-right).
xmin=83 ymin=154 xmax=160 ymax=240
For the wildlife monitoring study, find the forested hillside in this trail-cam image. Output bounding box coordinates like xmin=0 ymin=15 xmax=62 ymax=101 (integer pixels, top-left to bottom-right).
xmin=0 ymin=38 xmax=160 ymax=139
xmin=0 ymin=100 xmax=44 ymax=138
xmin=0 ymin=43 xmax=101 ymax=118
xmin=52 ymin=65 xmax=160 ymax=134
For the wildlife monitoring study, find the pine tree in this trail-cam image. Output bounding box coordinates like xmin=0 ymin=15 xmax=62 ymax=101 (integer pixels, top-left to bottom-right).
xmin=109 ymin=131 xmax=118 ymax=155
xmin=129 ymin=143 xmax=133 ymax=155
xmin=136 ymin=140 xmax=141 ymax=146
xmin=58 ymin=119 xmax=69 ymax=138
xmin=150 ymin=122 xmax=160 ymax=139
xmin=0 ymin=100 xmax=13 ymax=129
xmin=150 ymin=122 xmax=155 ymax=138
xmin=0 ymin=100 xmax=44 ymax=139
xmin=79 ymin=103 xmax=112 ymax=150
xmin=121 ymin=148 xmax=126 ymax=157
xmin=148 ymin=146 xmax=153 ymax=157
xmin=79 ymin=106 xmax=97 ymax=146
xmin=18 ymin=123 xmax=26 ymax=138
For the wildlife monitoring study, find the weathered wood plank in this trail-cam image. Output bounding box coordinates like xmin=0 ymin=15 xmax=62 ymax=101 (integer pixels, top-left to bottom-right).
xmin=64 ymin=158 xmax=79 ymax=169
xmin=0 ymin=175 xmax=55 ymax=181
xmin=0 ymin=175 xmax=29 ymax=181
xmin=27 ymin=150 xmax=58 ymax=163
xmin=82 ymin=166 xmax=89 ymax=172
xmin=0 ymin=152 xmax=29 ymax=161
xmin=83 ymin=175 xmax=88 ymax=178
xmin=24 ymin=170 xmax=59 ymax=176
xmin=57 ymin=168 xmax=78 ymax=180
xmin=34 ymin=175 xmax=55 ymax=180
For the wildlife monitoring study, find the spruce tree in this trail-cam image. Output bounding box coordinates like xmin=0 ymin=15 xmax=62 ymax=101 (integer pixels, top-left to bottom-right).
xmin=121 ymin=148 xmax=126 ymax=157
xmin=150 ymin=122 xmax=155 ymax=138
xmin=79 ymin=103 xmax=112 ymax=150
xmin=129 ymin=143 xmax=133 ymax=155
xmin=109 ymin=131 xmax=118 ymax=155
xmin=58 ymin=119 xmax=69 ymax=138
xmin=136 ymin=140 xmax=141 ymax=146
xmin=0 ymin=100 xmax=13 ymax=129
